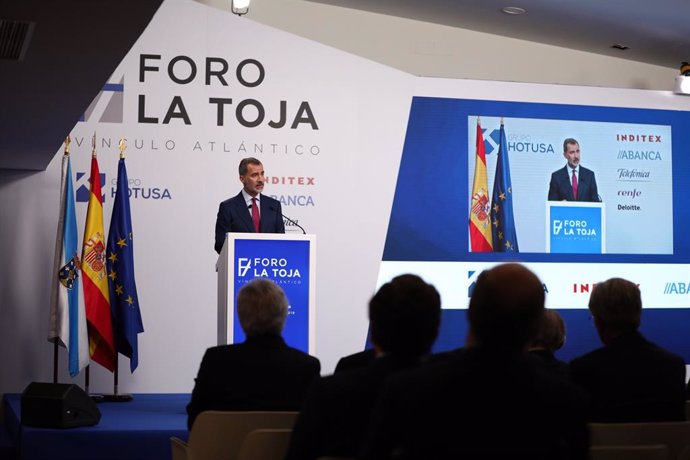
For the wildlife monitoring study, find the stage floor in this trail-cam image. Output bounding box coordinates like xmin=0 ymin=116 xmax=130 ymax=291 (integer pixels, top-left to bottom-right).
xmin=3 ymin=392 xmax=190 ymax=460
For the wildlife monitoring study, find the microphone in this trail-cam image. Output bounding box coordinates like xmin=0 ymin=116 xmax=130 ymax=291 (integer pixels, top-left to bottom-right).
xmin=270 ymin=205 xmax=306 ymax=234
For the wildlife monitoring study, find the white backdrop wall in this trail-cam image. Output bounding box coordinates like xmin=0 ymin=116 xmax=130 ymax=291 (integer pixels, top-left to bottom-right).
xmin=1 ymin=0 xmax=688 ymax=396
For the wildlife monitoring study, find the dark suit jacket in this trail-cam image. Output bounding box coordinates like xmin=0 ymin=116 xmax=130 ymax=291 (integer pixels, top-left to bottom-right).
xmin=214 ymin=192 xmax=286 ymax=254
xmin=360 ymin=348 xmax=589 ymax=460
xmin=333 ymin=349 xmax=377 ymax=374
xmin=569 ymin=331 xmax=686 ymax=423
xmin=285 ymin=354 xmax=427 ymax=460
xmin=529 ymin=349 xmax=570 ymax=380
xmin=548 ymin=165 xmax=600 ymax=202
xmin=186 ymin=335 xmax=320 ymax=430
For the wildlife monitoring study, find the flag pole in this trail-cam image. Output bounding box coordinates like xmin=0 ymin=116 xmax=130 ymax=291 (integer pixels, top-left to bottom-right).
xmin=102 ymin=137 xmax=133 ymax=402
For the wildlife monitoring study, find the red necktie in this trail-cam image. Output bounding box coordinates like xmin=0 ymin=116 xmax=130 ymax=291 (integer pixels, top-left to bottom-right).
xmin=251 ymin=197 xmax=260 ymax=232
xmin=571 ymin=169 xmax=578 ymax=200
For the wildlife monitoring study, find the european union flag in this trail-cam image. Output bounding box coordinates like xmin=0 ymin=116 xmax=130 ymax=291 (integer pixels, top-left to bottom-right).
xmin=106 ymin=157 xmax=144 ymax=372
xmin=490 ymin=121 xmax=519 ymax=252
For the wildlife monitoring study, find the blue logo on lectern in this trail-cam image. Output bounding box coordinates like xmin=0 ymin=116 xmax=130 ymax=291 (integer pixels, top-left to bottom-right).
xmin=549 ymin=205 xmax=603 ymax=254
xmin=233 ymin=239 xmax=310 ymax=351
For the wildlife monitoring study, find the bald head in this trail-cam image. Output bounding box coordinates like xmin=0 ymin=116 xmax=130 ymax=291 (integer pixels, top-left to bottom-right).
xmin=468 ymin=263 xmax=545 ymax=351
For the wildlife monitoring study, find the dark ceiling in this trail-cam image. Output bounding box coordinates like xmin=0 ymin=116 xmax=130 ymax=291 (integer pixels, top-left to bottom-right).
xmin=305 ymin=0 xmax=690 ymax=69
xmin=0 ymin=1 xmax=163 ymax=171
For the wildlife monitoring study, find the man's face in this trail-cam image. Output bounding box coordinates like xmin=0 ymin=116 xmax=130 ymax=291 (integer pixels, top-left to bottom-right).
xmin=564 ymin=142 xmax=580 ymax=169
xmin=240 ymin=163 xmax=265 ymax=196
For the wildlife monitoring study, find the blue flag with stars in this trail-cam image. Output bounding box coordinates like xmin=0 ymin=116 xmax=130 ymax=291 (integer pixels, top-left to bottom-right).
xmin=106 ymin=157 xmax=144 ymax=372
xmin=490 ymin=121 xmax=519 ymax=252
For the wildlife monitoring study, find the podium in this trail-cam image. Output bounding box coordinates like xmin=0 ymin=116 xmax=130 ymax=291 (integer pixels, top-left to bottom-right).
xmin=217 ymin=233 xmax=316 ymax=354
xmin=546 ymin=201 xmax=606 ymax=253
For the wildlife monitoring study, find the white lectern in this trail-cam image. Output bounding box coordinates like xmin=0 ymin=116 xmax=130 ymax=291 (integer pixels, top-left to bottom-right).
xmin=217 ymin=233 xmax=316 ymax=354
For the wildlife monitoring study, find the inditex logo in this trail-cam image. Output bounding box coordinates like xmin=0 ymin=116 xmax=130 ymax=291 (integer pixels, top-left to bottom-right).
xmin=616 ymin=134 xmax=662 ymax=143
xmin=574 ymin=282 xmax=640 ymax=293
xmin=265 ymin=176 xmax=315 ymax=186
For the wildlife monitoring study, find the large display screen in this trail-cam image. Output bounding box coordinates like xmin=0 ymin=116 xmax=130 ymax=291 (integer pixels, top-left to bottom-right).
xmin=379 ymin=97 xmax=690 ymax=361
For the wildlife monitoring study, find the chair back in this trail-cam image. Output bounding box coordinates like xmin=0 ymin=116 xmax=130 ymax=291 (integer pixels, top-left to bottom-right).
xmin=237 ymin=428 xmax=292 ymax=460
xmin=590 ymin=444 xmax=669 ymax=460
xmin=590 ymin=421 xmax=690 ymax=460
xmin=171 ymin=411 xmax=298 ymax=460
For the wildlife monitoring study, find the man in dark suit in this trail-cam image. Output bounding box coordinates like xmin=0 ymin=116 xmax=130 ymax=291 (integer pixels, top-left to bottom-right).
xmin=570 ymin=278 xmax=686 ymax=423
xmin=548 ymin=138 xmax=600 ymax=202
xmin=284 ymin=274 xmax=441 ymax=460
xmin=360 ymin=263 xmax=589 ymax=460
xmin=214 ymin=157 xmax=285 ymax=254
xmin=186 ymin=278 xmax=320 ymax=430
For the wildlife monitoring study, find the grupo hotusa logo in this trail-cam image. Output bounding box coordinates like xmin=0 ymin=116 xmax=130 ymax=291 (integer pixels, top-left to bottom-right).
xmin=76 ymin=172 xmax=172 ymax=202
xmin=467 ymin=270 xmax=479 ymax=297
xmin=76 ymin=172 xmax=107 ymax=202
xmin=500 ymin=129 xmax=556 ymax=155
xmin=237 ymin=257 xmax=302 ymax=284
xmin=664 ymin=282 xmax=690 ymax=295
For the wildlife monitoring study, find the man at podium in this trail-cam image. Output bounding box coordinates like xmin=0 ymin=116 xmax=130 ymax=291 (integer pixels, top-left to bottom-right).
xmin=548 ymin=138 xmax=600 ymax=202
xmin=214 ymin=157 xmax=285 ymax=254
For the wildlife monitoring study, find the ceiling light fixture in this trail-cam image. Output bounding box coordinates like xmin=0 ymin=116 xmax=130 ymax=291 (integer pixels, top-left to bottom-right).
xmin=231 ymin=0 xmax=250 ymax=16
xmin=502 ymin=6 xmax=526 ymax=15
xmin=674 ymin=62 xmax=690 ymax=95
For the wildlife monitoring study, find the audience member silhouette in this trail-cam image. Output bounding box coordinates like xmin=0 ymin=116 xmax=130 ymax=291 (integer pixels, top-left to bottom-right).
xmin=186 ymin=278 xmax=320 ymax=429
xmin=528 ymin=308 xmax=569 ymax=378
xmin=360 ymin=263 xmax=589 ymax=460
xmin=284 ymin=274 xmax=441 ymax=460
xmin=333 ymin=348 xmax=376 ymax=374
xmin=570 ymin=277 xmax=686 ymax=422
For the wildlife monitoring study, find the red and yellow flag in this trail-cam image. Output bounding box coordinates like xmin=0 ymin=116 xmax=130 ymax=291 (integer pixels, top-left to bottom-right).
xmin=469 ymin=118 xmax=493 ymax=252
xmin=82 ymin=150 xmax=116 ymax=371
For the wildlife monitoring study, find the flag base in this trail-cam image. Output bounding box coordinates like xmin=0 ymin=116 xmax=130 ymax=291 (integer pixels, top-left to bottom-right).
xmin=100 ymin=393 xmax=133 ymax=402
xmin=89 ymin=393 xmax=105 ymax=402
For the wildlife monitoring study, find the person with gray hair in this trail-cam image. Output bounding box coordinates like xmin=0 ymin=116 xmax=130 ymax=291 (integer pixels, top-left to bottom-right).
xmin=214 ymin=157 xmax=285 ymax=254
xmin=570 ymin=277 xmax=686 ymax=422
xmin=186 ymin=278 xmax=320 ymax=429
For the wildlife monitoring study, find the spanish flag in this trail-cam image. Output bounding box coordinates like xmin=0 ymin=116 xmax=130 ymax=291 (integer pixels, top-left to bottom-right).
xmin=469 ymin=118 xmax=493 ymax=252
xmin=82 ymin=150 xmax=116 ymax=372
